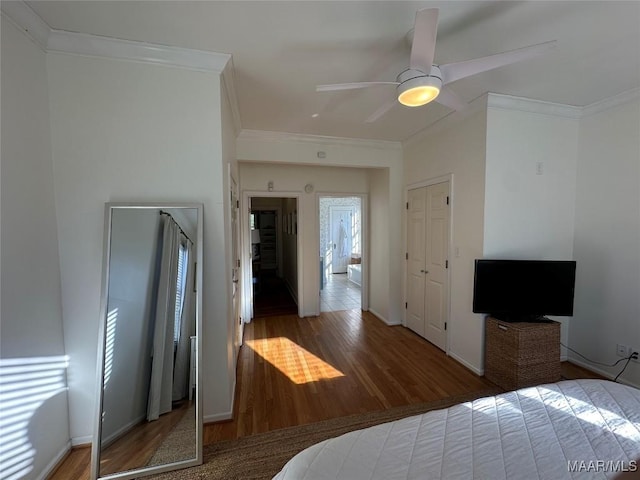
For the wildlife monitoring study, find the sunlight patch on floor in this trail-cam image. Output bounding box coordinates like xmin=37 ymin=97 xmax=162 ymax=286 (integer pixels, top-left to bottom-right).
xmin=246 ymin=337 xmax=344 ymax=385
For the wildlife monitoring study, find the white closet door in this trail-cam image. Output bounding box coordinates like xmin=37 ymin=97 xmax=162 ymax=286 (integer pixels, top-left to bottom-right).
xmin=406 ymin=182 xmax=450 ymax=351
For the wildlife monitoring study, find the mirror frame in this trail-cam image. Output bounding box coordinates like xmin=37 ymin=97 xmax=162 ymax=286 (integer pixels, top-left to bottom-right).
xmin=91 ymin=202 xmax=203 ymax=480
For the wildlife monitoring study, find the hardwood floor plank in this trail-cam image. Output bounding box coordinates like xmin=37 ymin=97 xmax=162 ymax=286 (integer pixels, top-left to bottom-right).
xmin=207 ymin=310 xmax=498 ymax=441
xmin=49 ymin=309 xmax=607 ymax=479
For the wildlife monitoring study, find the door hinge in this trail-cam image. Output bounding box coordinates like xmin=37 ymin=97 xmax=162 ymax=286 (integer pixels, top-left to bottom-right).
xmin=446 ymin=196 xmax=450 ymax=205
xmin=237 ymin=259 xmax=241 ymax=268
xmin=405 ymin=302 xmax=408 ymax=309
xmin=445 ymin=259 xmax=448 ymax=269
xmin=444 ymin=322 xmax=447 ymax=331
xmin=236 ymin=200 xmax=239 ymax=208
xmin=406 ymin=202 xmax=409 ymax=210
xmin=405 ymin=252 xmax=409 ymax=260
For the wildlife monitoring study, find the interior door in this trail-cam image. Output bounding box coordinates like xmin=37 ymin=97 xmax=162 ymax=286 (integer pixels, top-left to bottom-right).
xmin=423 ymin=182 xmax=449 ymax=350
xmin=329 ymin=206 xmax=354 ymax=274
xmin=406 ymin=187 xmax=427 ymax=336
xmin=405 ymin=182 xmax=449 ymax=351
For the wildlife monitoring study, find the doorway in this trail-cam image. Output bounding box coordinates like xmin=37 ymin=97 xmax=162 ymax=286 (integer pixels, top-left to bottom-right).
xmin=250 ymin=197 xmax=298 ymax=318
xmin=319 ymin=197 xmax=362 ymax=312
xmin=406 ymin=180 xmax=450 ymax=351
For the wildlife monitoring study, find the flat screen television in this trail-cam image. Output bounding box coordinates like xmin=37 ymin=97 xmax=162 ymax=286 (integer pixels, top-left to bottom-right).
xmin=473 ymin=259 xmax=576 ymax=322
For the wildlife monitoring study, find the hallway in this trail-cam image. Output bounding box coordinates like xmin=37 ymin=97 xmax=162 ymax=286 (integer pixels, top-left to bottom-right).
xmin=253 ymin=273 xmax=297 ymax=318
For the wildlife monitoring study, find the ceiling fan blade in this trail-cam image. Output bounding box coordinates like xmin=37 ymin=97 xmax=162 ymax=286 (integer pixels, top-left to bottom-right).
xmin=365 ymin=98 xmax=397 ymax=123
xmin=440 ymin=40 xmax=556 ymax=85
xmin=435 ymin=86 xmax=467 ymax=111
xmin=410 ymin=8 xmax=439 ymax=73
xmin=316 ymin=82 xmax=398 ymax=92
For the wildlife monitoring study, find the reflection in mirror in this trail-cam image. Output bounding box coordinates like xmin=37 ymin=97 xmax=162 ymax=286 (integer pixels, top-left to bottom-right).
xmin=92 ymin=204 xmax=202 ymax=480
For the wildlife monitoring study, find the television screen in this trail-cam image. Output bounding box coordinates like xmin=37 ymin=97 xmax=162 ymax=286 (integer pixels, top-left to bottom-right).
xmin=473 ymin=259 xmax=576 ymax=321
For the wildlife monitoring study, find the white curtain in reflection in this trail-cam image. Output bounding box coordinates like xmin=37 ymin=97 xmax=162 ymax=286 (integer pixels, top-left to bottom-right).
xmin=148 ymin=216 xmax=180 ymax=421
xmin=172 ymin=240 xmax=194 ymax=401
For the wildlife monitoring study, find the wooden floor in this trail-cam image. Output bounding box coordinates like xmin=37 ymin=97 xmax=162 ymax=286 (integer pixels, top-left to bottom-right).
xmin=48 ymin=310 xmax=604 ymax=479
xmin=99 ymin=400 xmax=192 ymax=475
xmin=205 ymin=310 xmax=495 ymax=442
xmin=49 ymin=401 xmax=192 ymax=480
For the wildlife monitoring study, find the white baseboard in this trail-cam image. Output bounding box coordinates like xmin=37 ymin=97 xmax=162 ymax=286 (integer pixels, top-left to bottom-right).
xmin=36 ymin=441 xmax=71 ymax=480
xmin=204 ymin=411 xmax=233 ymax=424
xmin=71 ymin=435 xmax=92 ymax=446
xmin=448 ymin=351 xmax=484 ymax=376
xmin=566 ymin=358 xmax=640 ymax=389
xmin=369 ymin=308 xmax=400 ymax=325
xmin=101 ymin=414 xmax=146 ymax=448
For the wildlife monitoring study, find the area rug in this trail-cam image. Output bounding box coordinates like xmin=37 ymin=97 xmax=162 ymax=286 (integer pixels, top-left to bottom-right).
xmin=148 ymin=387 xmax=502 ymax=480
xmin=147 ymin=404 xmax=196 ymax=467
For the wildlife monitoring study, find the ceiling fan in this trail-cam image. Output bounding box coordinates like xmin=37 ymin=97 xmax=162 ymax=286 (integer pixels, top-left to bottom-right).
xmin=316 ymin=8 xmax=556 ymax=123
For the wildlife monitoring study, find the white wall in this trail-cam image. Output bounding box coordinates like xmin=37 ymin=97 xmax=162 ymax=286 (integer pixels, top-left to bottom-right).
xmin=484 ymin=96 xmax=580 ymax=358
xmin=46 ymin=52 xmax=231 ymax=439
xmin=403 ymin=106 xmax=488 ymax=374
xmin=237 ymin=131 xmax=403 ymax=323
xmin=572 ymin=93 xmax=640 ymax=386
xmin=0 ymin=15 xmax=70 ymax=479
xmin=368 ymin=169 xmax=391 ymax=322
xmin=220 ymin=74 xmax=239 ymax=412
xmin=484 ymin=101 xmax=580 ymax=259
xmin=239 ymin=162 xmax=369 ymax=316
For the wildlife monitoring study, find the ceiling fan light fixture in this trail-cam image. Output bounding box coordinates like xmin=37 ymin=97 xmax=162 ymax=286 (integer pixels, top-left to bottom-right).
xmin=397 ymin=74 xmax=442 ymax=107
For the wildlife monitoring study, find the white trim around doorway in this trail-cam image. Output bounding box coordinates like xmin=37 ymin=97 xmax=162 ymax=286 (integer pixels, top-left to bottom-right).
xmin=241 ymin=191 xmax=304 ymax=321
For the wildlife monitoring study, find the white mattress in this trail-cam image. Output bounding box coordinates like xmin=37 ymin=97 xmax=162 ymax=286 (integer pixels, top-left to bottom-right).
xmin=273 ymin=380 xmax=640 ymax=480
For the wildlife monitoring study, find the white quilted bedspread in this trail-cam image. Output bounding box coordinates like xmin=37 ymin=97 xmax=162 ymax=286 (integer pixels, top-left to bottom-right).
xmin=273 ymin=380 xmax=640 ymax=480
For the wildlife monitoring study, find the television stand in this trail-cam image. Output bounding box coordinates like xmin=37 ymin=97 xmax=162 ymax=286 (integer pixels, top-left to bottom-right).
xmin=484 ymin=316 xmax=560 ymax=390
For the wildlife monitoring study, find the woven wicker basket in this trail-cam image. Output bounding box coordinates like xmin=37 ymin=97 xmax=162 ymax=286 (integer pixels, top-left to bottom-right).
xmin=485 ymin=317 xmax=561 ymax=391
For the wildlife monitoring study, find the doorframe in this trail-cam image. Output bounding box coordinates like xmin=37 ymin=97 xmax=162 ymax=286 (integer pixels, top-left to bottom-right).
xmin=316 ymin=193 xmax=369 ymax=315
xmin=229 ymin=168 xmax=242 ymax=352
xmin=241 ymin=191 xmax=304 ymax=321
xmin=404 ymin=174 xmax=453 ymax=354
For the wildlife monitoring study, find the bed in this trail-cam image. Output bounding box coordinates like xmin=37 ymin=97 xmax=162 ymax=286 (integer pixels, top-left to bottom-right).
xmin=273 ymin=379 xmax=640 ymax=479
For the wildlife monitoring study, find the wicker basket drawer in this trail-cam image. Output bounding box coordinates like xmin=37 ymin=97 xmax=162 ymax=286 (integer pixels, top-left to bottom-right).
xmin=485 ymin=317 xmax=561 ymax=390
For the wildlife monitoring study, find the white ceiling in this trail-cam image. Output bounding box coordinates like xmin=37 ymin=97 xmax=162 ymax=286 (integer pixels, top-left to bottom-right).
xmin=26 ymin=1 xmax=640 ymax=142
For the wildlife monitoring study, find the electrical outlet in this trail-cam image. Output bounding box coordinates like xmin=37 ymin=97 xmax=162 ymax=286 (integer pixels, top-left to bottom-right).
xmin=617 ymin=344 xmax=629 ymax=357
xmin=617 ymin=344 xmax=639 ymax=361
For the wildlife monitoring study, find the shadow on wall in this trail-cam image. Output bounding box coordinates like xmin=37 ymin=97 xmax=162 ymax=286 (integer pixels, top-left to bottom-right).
xmin=0 ymin=356 xmax=69 ymax=480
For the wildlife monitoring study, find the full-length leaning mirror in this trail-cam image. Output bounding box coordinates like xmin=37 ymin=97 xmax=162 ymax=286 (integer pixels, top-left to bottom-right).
xmin=91 ymin=203 xmax=203 ymax=480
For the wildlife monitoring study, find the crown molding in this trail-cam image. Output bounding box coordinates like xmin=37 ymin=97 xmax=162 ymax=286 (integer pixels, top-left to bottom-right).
xmin=487 ymin=93 xmax=582 ymax=119
xmin=2 ymin=0 xmax=230 ymax=74
xmin=47 ymin=30 xmax=230 ymax=73
xmin=238 ymin=129 xmax=402 ymax=151
xmin=0 ymin=1 xmax=50 ymax=50
xmin=581 ymin=87 xmax=640 ymax=118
